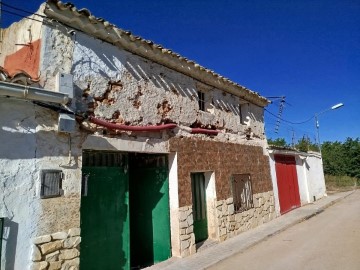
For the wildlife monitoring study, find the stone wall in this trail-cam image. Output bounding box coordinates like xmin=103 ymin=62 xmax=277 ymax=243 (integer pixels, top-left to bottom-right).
xmin=215 ymin=191 xmax=275 ymax=241
xmin=178 ymin=206 xmax=196 ymax=257
xmin=31 ymin=228 xmax=81 ymax=270
xmin=177 ymin=191 xmax=275 ymax=257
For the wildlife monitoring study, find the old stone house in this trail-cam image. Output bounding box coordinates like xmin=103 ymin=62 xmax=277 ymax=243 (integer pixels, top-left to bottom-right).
xmin=0 ymin=1 xmax=276 ymax=269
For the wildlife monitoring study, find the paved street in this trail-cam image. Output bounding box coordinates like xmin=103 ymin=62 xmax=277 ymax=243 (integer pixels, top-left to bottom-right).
xmin=207 ymin=190 xmax=360 ymax=270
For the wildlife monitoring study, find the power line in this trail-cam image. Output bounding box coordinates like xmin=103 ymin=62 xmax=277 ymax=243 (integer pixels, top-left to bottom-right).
xmin=1 ymin=2 xmax=46 ymax=18
xmin=1 ymin=9 xmax=43 ymax=23
xmin=265 ymin=108 xmax=314 ymax=125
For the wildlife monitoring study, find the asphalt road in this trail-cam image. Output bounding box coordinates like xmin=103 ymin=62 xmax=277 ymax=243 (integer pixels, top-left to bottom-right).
xmin=207 ymin=190 xmax=360 ymax=270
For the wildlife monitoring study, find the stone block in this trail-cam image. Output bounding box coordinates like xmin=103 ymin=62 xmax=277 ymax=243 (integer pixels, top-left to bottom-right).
xmin=48 ymin=261 xmax=62 ymax=270
xmin=31 ymin=261 xmax=49 ymax=270
xmin=40 ymin=240 xmax=63 ymax=255
xmin=189 ymin=243 xmax=196 ymax=255
xmin=180 ymin=240 xmax=190 ymax=251
xmin=216 ymin=200 xmax=223 ymax=207
xmin=33 ymin=235 xmax=51 ymax=245
xmin=179 ymin=210 xmax=188 ymax=222
xmin=52 ymin=231 xmax=68 ymax=240
xmin=68 ymin=228 xmax=80 ymax=237
xmin=226 ymin=197 xmax=233 ymax=205
xmin=45 ymin=250 xmax=60 ymax=262
xmin=187 ymin=214 xmax=194 ymax=226
xmin=61 ymin=257 xmax=79 ymax=270
xmin=63 ymin=236 xmax=81 ymax=249
xmin=181 ymin=248 xmax=190 ymax=257
xmin=180 ymin=234 xmax=191 ymax=241
xmin=180 ymin=229 xmax=186 ymax=235
xmin=59 ymin=249 xmax=80 ymax=260
xmin=179 ymin=221 xmax=188 ymax=229
xmin=31 ymin=245 xmax=42 ymax=262
xmin=190 ymin=233 xmax=195 ymax=244
xmin=228 ymin=204 xmax=235 ymax=215
xmin=186 ymin=225 xmax=194 ymax=234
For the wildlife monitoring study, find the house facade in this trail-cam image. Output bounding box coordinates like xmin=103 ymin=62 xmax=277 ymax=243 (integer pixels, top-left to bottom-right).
xmin=0 ymin=1 xmax=276 ymax=269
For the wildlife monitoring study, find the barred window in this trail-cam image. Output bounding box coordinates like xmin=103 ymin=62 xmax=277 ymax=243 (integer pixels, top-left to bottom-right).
xmin=40 ymin=170 xmax=63 ymax=198
xmin=231 ymin=174 xmax=254 ymax=213
xmin=198 ymin=91 xmax=205 ymax=111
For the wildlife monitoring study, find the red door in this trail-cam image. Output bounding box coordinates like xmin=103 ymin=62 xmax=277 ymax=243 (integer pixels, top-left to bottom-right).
xmin=275 ymin=155 xmax=301 ymax=214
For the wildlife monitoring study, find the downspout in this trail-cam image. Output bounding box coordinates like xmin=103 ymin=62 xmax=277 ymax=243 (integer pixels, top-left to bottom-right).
xmin=0 ymin=81 xmax=69 ymax=104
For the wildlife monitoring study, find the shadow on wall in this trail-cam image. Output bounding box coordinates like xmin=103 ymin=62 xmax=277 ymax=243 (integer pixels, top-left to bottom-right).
xmin=2 ymin=218 xmax=18 ymax=270
xmin=71 ymin=32 xmax=251 ymax=117
xmin=72 ymin=34 xmax=196 ymax=99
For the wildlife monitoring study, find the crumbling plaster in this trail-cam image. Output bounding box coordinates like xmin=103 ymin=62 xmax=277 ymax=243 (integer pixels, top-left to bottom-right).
xmin=65 ymin=30 xmax=265 ymax=138
xmin=0 ymin=11 xmax=43 ymax=68
xmin=0 ymin=98 xmax=83 ymax=270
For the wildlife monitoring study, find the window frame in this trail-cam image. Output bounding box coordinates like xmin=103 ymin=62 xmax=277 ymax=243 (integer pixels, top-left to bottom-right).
xmin=197 ymin=91 xmax=205 ymax=111
xmin=231 ymin=174 xmax=254 ymax=213
xmin=40 ymin=170 xmax=63 ymax=199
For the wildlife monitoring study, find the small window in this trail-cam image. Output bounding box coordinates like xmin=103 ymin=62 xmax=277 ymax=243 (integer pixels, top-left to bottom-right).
xmin=198 ymin=91 xmax=205 ymax=111
xmin=40 ymin=170 xmax=63 ymax=198
xmin=231 ymin=174 xmax=254 ymax=213
xmin=239 ymin=104 xmax=244 ymax=124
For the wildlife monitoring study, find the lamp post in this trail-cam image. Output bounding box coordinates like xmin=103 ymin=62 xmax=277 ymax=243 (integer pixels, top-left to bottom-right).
xmin=315 ymin=103 xmax=344 ymax=156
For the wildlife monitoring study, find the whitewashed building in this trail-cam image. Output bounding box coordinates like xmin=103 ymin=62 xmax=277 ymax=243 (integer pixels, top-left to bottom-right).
xmin=0 ymin=1 xmax=279 ymax=269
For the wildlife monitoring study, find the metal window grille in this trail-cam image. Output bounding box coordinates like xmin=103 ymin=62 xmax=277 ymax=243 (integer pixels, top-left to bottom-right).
xmin=232 ymin=174 xmax=254 ymax=213
xmin=40 ymin=170 xmax=63 ymax=199
xmin=198 ymin=91 xmax=205 ymax=111
xmin=83 ymin=151 xmax=126 ymax=167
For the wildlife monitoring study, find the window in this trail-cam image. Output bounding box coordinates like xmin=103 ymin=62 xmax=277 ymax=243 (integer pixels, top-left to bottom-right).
xmin=198 ymin=91 xmax=205 ymax=111
xmin=40 ymin=170 xmax=63 ymax=198
xmin=231 ymin=174 xmax=254 ymax=213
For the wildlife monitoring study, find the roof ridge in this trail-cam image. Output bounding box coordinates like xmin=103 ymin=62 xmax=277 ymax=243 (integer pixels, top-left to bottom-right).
xmin=44 ymin=0 xmax=269 ymax=106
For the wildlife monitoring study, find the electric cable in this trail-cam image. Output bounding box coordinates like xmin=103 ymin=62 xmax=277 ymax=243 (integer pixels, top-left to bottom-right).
xmin=1 ymin=9 xmax=43 ymax=23
xmin=265 ymin=108 xmax=314 ymax=125
xmin=1 ymin=2 xmax=47 ymax=18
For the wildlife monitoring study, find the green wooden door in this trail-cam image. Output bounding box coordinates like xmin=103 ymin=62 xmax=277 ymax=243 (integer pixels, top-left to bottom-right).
xmin=191 ymin=173 xmax=208 ymax=243
xmin=130 ymin=154 xmax=171 ymax=268
xmin=80 ymin=152 xmax=129 ymax=270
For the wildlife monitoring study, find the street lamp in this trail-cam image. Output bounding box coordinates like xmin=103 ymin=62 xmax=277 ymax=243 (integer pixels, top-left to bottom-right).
xmin=315 ymin=103 xmax=344 ymax=156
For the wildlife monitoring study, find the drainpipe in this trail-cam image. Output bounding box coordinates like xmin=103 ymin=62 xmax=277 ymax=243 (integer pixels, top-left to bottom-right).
xmin=88 ymin=116 xmax=177 ymax=131
xmin=191 ymin=128 xmax=219 ymax=135
xmin=0 ymin=81 xmax=69 ymax=104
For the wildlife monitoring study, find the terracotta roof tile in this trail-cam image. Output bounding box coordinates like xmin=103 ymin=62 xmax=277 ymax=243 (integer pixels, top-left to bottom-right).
xmin=0 ymin=66 xmax=40 ymax=86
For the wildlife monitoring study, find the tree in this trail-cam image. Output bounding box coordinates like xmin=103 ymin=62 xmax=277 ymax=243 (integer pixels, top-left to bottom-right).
xmin=295 ymin=136 xmax=319 ymax=152
xmin=267 ymin=138 xmax=288 ymax=147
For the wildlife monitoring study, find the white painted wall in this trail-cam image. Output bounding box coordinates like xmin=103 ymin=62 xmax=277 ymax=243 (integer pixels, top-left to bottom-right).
xmin=295 ymin=155 xmax=310 ymax=205
xmin=305 ymin=153 xmax=326 ymax=202
xmin=0 ymin=98 xmax=84 ymax=269
xmin=268 ymin=149 xmax=327 ymax=217
xmin=268 ymin=154 xmax=281 ymax=216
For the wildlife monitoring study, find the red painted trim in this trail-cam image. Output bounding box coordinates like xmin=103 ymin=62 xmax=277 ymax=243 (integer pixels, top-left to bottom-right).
xmin=88 ymin=116 xmax=177 ymax=131
xmin=191 ymin=128 xmax=219 ymax=135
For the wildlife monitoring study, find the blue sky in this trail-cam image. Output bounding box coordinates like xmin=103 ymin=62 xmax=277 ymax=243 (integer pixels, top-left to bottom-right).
xmin=2 ymin=0 xmax=359 ymax=143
